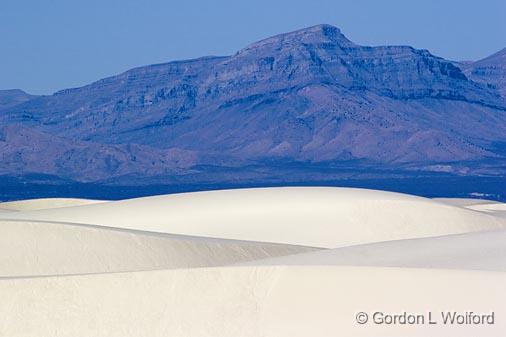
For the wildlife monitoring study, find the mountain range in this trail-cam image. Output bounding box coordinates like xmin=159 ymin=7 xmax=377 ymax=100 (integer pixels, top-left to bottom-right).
xmin=1 ymin=24 xmax=505 ymax=197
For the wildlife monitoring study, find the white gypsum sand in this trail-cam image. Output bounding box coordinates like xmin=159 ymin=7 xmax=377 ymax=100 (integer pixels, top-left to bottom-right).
xmin=0 ymin=208 xmax=15 ymax=213
xmin=1 ymin=187 xmax=505 ymax=337
xmin=0 ymin=219 xmax=317 ymax=277
xmin=1 ymin=187 xmax=505 ymax=248
xmin=1 ymin=266 xmax=505 ymax=337
xmin=0 ymin=198 xmax=107 ymax=211
xmin=432 ymin=198 xmax=502 ymax=207
xmin=239 ymin=228 xmax=506 ymax=272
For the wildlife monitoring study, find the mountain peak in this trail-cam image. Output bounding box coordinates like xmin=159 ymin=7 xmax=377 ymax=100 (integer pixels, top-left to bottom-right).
xmin=2 ymin=25 xmax=506 ymax=185
xmin=238 ymin=24 xmax=356 ymax=55
xmin=464 ymin=47 xmax=506 ymax=97
xmin=294 ymin=23 xmax=342 ymax=35
xmin=0 ymin=89 xmax=36 ymax=109
xmin=0 ymin=88 xmax=30 ymax=95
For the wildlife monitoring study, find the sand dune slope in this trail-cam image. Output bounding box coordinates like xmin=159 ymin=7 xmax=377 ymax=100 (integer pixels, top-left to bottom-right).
xmin=1 ymin=265 xmax=505 ymax=337
xmin=465 ymin=203 xmax=506 ymax=218
xmin=0 ymin=208 xmax=15 ymax=214
xmin=241 ymin=228 xmax=506 ymax=272
xmin=2 ymin=187 xmax=506 ymax=337
xmin=0 ymin=219 xmax=316 ymax=277
xmin=432 ymin=198 xmax=501 ymax=207
xmin=2 ymin=187 xmax=505 ymax=248
xmin=0 ymin=198 xmax=107 ymax=211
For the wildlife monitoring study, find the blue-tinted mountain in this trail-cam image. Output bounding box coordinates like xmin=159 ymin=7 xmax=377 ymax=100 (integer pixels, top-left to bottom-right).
xmin=0 ymin=89 xmax=37 ymax=109
xmin=462 ymin=48 xmax=506 ymax=97
xmin=1 ymin=24 xmax=506 ymax=184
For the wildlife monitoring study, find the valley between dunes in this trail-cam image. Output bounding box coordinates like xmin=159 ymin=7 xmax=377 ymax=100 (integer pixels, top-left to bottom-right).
xmin=1 ymin=187 xmax=506 ymax=337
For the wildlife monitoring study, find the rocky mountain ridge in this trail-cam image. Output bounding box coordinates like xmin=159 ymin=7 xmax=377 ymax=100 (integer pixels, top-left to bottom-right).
xmin=1 ymin=24 xmax=505 ymax=183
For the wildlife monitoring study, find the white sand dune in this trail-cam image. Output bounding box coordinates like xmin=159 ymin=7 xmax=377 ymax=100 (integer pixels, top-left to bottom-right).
xmin=433 ymin=198 xmax=506 ymax=218
xmin=0 ymin=219 xmax=316 ymax=277
xmin=2 ymin=187 xmax=505 ymax=248
xmin=465 ymin=203 xmax=506 ymax=218
xmin=1 ymin=265 xmax=505 ymax=337
xmin=433 ymin=197 xmax=501 ymax=207
xmin=241 ymin=228 xmax=506 ymax=272
xmin=0 ymin=197 xmax=107 ymax=211
xmin=2 ymin=187 xmax=506 ymax=337
xmin=0 ymin=208 xmax=15 ymax=213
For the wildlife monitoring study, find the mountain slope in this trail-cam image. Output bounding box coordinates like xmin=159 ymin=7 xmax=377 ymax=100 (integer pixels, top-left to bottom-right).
xmin=1 ymin=24 xmax=506 ymax=183
xmin=0 ymin=89 xmax=37 ymax=110
xmin=462 ymin=48 xmax=506 ymax=97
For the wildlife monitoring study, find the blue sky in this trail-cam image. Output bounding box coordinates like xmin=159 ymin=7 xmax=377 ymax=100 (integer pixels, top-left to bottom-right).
xmin=1 ymin=0 xmax=505 ymax=95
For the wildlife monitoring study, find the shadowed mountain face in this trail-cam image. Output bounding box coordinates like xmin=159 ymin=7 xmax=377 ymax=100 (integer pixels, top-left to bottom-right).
xmin=1 ymin=24 xmax=506 ymax=184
